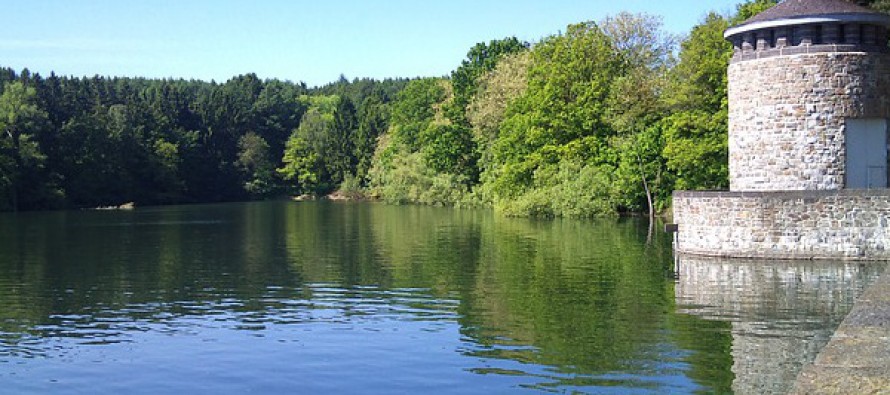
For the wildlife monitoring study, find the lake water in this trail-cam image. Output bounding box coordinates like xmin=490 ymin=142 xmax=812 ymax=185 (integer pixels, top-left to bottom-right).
xmin=0 ymin=201 xmax=883 ymax=394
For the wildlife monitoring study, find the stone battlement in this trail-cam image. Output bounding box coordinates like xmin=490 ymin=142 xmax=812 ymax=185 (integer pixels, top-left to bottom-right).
xmin=729 ymin=23 xmax=890 ymax=62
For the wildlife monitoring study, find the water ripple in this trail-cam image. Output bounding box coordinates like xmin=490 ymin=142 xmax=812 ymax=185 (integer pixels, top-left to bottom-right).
xmin=0 ymin=283 xmax=461 ymax=359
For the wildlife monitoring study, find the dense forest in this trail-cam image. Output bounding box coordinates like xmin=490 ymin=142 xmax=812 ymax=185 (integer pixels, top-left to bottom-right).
xmin=1 ymin=0 xmax=886 ymax=216
xmin=0 ymin=72 xmax=408 ymax=211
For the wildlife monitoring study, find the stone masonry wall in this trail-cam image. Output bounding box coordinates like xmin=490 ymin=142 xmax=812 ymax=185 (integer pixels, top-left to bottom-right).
xmin=673 ymin=190 xmax=890 ymax=260
xmin=728 ymin=52 xmax=890 ymax=191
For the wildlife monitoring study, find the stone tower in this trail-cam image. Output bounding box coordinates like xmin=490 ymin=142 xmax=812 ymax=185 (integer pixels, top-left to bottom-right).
xmin=724 ymin=0 xmax=890 ymax=191
xmin=672 ymin=0 xmax=890 ymax=261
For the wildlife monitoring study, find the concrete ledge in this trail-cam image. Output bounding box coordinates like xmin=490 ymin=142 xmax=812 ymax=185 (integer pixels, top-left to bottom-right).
xmin=673 ymin=190 xmax=890 ymax=261
xmin=792 ymin=366 xmax=890 ymax=394
xmin=791 ymin=271 xmax=890 ymax=394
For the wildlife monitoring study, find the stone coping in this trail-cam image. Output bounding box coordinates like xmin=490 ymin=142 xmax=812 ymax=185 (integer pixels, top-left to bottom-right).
xmin=674 ymin=189 xmax=890 ymax=199
xmin=676 ymin=250 xmax=882 ymax=262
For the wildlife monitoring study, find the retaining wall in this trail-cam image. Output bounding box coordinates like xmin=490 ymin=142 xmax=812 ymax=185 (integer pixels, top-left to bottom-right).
xmin=673 ymin=190 xmax=890 ymax=260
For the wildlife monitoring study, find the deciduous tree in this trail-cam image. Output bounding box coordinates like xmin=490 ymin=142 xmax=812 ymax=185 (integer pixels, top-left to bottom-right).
xmin=0 ymin=82 xmax=49 ymax=211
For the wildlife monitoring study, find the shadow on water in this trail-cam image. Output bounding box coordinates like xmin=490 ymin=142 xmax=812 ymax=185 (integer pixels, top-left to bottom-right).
xmin=0 ymin=201 xmax=881 ymax=394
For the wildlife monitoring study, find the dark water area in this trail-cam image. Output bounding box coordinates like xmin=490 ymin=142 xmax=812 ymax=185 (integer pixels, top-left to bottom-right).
xmin=0 ymin=201 xmax=882 ymax=394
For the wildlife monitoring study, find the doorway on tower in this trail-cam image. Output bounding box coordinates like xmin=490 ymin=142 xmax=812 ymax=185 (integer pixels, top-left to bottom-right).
xmin=846 ymin=118 xmax=889 ymax=189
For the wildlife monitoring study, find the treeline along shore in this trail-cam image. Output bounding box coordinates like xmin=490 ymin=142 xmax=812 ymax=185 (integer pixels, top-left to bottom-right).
xmin=2 ymin=0 xmax=888 ymax=216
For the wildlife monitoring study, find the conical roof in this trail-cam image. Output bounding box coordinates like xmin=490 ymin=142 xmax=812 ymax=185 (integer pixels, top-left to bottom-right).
xmin=726 ymin=0 xmax=890 ymax=39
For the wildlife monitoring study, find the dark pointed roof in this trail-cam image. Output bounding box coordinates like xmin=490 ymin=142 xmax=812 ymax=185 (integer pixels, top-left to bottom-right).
xmin=726 ymin=0 xmax=890 ymax=38
xmin=745 ymin=0 xmax=875 ymax=24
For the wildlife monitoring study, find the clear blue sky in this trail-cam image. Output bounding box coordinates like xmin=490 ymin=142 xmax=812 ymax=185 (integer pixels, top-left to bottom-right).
xmin=1 ymin=0 xmax=743 ymax=87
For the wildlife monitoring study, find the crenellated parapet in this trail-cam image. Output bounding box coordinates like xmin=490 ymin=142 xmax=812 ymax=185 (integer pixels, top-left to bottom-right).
xmin=726 ymin=14 xmax=890 ymax=62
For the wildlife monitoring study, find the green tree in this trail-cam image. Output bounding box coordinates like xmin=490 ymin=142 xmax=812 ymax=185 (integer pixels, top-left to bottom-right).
xmin=278 ymin=107 xmax=332 ymax=195
xmin=854 ymin=0 xmax=890 ymax=13
xmin=661 ymin=13 xmax=733 ymax=191
xmin=0 ymin=82 xmax=49 ymax=211
xmin=467 ymin=51 xmax=532 ymax=145
xmin=601 ymin=12 xmax=676 ymax=218
xmin=56 ymin=109 xmax=136 ymax=207
xmin=419 ymin=122 xmax=476 ymax=178
xmin=252 ymin=79 xmax=307 ymax=169
xmin=447 ymin=37 xmax=528 ymax=125
xmin=487 ymin=21 xmax=622 ymax=212
xmin=354 ymin=94 xmax=388 ymax=184
xmin=277 ymin=95 xmax=361 ymax=195
xmin=367 ymin=78 xmax=474 ymax=205
xmin=278 ymin=132 xmax=321 ymax=195
xmin=330 ymin=96 xmax=358 ymax=184
xmin=389 ymin=78 xmax=448 ymax=151
xmin=237 ymin=132 xmax=275 ymax=197
xmin=148 ymin=138 xmax=183 ymax=203
xmin=733 ymin=0 xmax=780 ymax=23
xmin=467 ymin=51 xmax=533 ymax=204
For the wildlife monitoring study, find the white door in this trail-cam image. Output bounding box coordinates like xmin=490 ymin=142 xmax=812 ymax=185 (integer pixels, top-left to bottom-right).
xmin=846 ymin=118 xmax=888 ymax=189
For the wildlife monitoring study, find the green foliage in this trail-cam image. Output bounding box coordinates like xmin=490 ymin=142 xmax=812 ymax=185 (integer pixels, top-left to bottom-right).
xmin=375 ymin=3 xmax=764 ymax=217
xmin=467 ymin=51 xmax=532 ymax=145
xmin=0 ymin=65 xmax=411 ymax=211
xmin=487 ymin=21 xmax=622 ymax=205
xmin=660 ymin=10 xmax=744 ymax=192
xmin=665 ymin=13 xmax=731 ymax=113
xmin=278 ymin=132 xmax=321 ymax=193
xmin=0 ymin=81 xmax=52 ymax=211
xmin=389 ymin=78 xmax=448 ymax=151
xmin=368 ymin=146 xmax=469 ymax=206
xmin=858 ymin=0 xmax=890 ymax=13
xmin=468 ymin=51 xmax=533 ymax=192
xmin=447 ymin=37 xmax=529 ymax=125
xmin=733 ymin=0 xmax=780 ymax=24
xmin=497 ymin=161 xmax=618 ymax=218
xmin=277 ymin=94 xmax=363 ymax=196
xmin=368 ymin=76 xmax=481 ymax=204
xmin=279 ymin=106 xmax=333 ymax=194
xmin=419 ymin=123 xmax=476 ymax=177
xmin=661 ymin=111 xmax=729 ymax=190
xmin=336 ymin=172 xmax=365 ymax=200
xmin=237 ymin=132 xmax=275 ymax=197
xmin=354 ymin=95 xmax=388 ymax=184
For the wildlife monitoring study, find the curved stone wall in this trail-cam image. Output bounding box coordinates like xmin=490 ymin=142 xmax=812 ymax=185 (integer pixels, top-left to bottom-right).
xmin=673 ymin=190 xmax=890 ymax=260
xmin=728 ymin=52 xmax=890 ymax=191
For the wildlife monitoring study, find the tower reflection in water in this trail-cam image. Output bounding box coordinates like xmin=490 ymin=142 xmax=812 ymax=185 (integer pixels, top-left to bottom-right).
xmin=674 ymin=255 xmax=884 ymax=394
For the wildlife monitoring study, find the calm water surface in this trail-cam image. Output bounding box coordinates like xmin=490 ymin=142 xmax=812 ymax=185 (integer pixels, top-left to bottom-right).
xmin=0 ymin=201 xmax=883 ymax=394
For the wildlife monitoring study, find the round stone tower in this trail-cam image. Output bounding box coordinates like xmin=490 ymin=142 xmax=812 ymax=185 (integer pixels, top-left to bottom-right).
xmin=672 ymin=0 xmax=890 ymax=261
xmin=724 ymin=0 xmax=890 ymax=191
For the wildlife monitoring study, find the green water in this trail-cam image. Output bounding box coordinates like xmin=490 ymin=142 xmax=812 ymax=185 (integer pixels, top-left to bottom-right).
xmin=0 ymin=201 xmax=881 ymax=394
